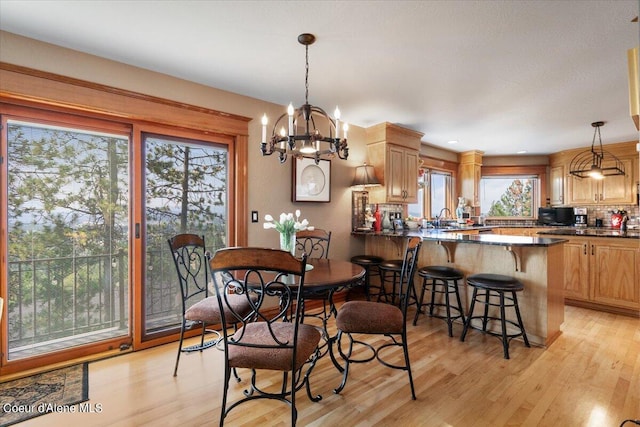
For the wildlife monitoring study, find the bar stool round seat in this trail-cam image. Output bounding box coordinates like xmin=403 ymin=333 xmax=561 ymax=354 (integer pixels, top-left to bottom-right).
xmin=412 ymin=266 xmax=465 ymax=337
xmin=349 ymin=255 xmax=384 ymax=301
xmin=460 ymin=273 xmax=530 ymax=359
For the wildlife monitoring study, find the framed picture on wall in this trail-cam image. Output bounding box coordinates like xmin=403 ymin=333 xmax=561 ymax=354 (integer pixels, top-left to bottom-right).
xmin=292 ymin=157 xmax=331 ymax=202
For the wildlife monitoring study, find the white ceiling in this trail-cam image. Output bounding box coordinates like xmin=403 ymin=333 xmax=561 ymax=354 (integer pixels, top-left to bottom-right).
xmin=0 ymin=0 xmax=638 ymax=156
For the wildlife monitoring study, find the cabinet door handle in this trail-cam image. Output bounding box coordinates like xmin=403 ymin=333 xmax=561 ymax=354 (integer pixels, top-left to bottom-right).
xmin=591 ymin=244 xmax=594 ymax=256
xmin=583 ymin=244 xmax=587 ymax=255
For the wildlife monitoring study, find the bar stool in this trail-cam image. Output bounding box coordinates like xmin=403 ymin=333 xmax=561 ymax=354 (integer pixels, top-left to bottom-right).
xmin=378 ymin=259 xmax=420 ymax=307
xmin=412 ymin=266 xmax=466 ymax=337
xmin=460 ymin=273 xmax=530 ymax=359
xmin=378 ymin=259 xmax=403 ymax=304
xmin=350 ymin=255 xmax=384 ymax=301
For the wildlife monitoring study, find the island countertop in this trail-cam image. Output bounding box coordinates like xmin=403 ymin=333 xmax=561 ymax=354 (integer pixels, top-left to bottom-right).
xmin=354 ymin=229 xmax=567 ymax=247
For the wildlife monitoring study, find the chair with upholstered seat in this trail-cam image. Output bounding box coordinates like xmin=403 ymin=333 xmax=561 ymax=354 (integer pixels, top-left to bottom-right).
xmin=168 ymin=233 xmax=253 ymax=377
xmin=208 ymin=247 xmax=322 ymax=426
xmin=333 ymin=236 xmax=422 ymax=400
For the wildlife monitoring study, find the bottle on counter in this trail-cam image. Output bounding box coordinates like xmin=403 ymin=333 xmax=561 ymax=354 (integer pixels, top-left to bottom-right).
xmin=621 ymin=215 xmax=628 ymax=232
xmin=373 ymin=204 xmax=382 ymax=232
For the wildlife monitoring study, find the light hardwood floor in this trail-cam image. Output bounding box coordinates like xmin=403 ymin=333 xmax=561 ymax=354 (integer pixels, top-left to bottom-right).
xmin=19 ymin=305 xmax=640 ymax=427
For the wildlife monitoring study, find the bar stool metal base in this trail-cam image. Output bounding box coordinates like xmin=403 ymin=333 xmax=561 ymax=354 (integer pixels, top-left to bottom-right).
xmin=413 ymin=266 xmax=465 ymax=337
xmin=350 ymin=255 xmax=383 ymax=301
xmin=379 ymin=260 xmax=419 ymax=308
xmin=460 ymin=273 xmax=530 ymax=359
xmin=378 ymin=259 xmax=403 ymax=304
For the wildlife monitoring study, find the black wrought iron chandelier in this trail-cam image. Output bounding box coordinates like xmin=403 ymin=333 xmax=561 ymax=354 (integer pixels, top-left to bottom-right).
xmin=260 ymin=33 xmax=348 ymax=164
xmin=568 ymin=121 xmax=625 ymax=179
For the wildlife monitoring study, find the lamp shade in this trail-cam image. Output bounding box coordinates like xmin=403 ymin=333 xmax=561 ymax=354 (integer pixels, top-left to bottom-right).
xmin=351 ymin=164 xmax=381 ymax=187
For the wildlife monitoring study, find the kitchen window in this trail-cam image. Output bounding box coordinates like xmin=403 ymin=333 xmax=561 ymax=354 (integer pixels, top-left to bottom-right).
xmin=408 ymin=168 xmax=453 ymax=220
xmin=480 ymin=166 xmax=547 ymax=219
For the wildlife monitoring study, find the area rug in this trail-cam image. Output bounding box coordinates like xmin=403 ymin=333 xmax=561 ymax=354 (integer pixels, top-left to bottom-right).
xmin=0 ymin=363 xmax=89 ymax=426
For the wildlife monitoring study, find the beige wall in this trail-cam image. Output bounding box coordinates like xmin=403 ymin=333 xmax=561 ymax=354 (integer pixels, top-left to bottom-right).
xmin=0 ymin=31 xmax=367 ymax=260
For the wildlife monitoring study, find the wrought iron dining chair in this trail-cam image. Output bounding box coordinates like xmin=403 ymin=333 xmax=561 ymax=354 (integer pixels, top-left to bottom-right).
xmin=295 ymin=229 xmax=333 ymax=327
xmin=168 ymin=233 xmax=253 ymax=377
xmin=295 ymin=228 xmax=331 ymax=259
xmin=208 ymin=247 xmax=322 ymax=426
xmin=333 ymin=236 xmax=422 ymax=400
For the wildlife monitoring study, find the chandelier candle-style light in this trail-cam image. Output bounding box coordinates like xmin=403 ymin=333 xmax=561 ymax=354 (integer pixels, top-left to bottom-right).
xmin=569 ymin=121 xmax=625 ymax=179
xmin=260 ymin=33 xmax=349 ymax=164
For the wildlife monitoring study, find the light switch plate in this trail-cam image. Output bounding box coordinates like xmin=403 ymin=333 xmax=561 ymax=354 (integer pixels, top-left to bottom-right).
xmin=251 ymin=211 xmax=258 ymax=223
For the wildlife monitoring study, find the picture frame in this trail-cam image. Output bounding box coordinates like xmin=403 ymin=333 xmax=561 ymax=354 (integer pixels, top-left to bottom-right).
xmin=292 ymin=157 xmax=331 ymax=202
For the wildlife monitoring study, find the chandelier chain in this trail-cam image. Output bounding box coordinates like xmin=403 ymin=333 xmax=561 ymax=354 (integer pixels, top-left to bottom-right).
xmin=305 ymin=44 xmax=310 ymax=105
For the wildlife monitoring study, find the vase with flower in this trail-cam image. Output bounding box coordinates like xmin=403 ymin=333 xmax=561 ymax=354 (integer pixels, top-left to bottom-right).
xmin=263 ymin=210 xmax=313 ymax=256
xmin=610 ymin=209 xmax=627 ymax=229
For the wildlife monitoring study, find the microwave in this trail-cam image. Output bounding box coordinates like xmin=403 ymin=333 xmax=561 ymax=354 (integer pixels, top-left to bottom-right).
xmin=538 ymin=207 xmax=574 ymax=226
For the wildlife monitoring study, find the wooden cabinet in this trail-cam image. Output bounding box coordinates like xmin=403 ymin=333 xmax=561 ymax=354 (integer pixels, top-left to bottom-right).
xmin=458 ymin=150 xmax=483 ymax=208
xmin=549 ymin=165 xmax=565 ymax=206
xmin=566 ymin=158 xmax=635 ymax=205
xmin=563 ymin=238 xmax=590 ymax=300
xmin=366 ymin=122 xmax=423 ymax=204
xmin=591 ymin=240 xmax=640 ymax=310
xmin=568 ymin=158 xmax=634 ymax=204
xmin=563 ymin=236 xmax=640 ymax=313
xmin=384 ymin=144 xmax=419 ymax=202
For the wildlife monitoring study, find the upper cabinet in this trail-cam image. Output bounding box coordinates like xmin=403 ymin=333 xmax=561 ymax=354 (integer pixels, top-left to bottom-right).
xmin=550 ymin=142 xmax=638 ymax=206
xmin=549 ymin=164 xmax=565 ymax=206
xmin=366 ymin=122 xmax=423 ymax=204
xmin=458 ymin=150 xmax=483 ymax=208
xmin=567 ymin=158 xmax=635 ymax=204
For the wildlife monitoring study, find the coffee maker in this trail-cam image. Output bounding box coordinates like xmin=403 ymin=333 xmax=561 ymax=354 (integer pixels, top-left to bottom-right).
xmin=574 ymin=207 xmax=588 ymax=227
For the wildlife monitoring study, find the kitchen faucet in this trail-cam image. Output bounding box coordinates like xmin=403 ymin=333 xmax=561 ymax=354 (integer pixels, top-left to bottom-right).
xmin=435 ymin=208 xmax=451 ymax=228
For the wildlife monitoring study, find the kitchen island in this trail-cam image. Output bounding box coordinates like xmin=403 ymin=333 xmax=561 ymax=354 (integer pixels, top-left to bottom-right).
xmin=358 ymin=230 xmax=567 ymax=347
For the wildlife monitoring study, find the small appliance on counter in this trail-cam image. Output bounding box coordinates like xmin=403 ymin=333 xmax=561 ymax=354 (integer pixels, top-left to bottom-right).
xmin=574 ymin=207 xmax=588 ymax=227
xmin=538 ymin=207 xmax=575 ymax=226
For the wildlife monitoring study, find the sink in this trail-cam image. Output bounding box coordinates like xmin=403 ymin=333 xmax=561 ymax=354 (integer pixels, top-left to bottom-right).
xmin=423 ymin=226 xmax=459 ymax=232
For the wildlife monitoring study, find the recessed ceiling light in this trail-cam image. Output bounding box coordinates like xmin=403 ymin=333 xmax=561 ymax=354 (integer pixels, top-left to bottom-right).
xmin=447 ymin=140 xmax=458 ymax=144
xmin=517 ymin=150 xmax=527 ymax=154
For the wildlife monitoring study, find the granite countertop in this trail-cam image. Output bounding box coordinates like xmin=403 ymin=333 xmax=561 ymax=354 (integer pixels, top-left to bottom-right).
xmin=538 ymin=227 xmax=640 ymax=239
xmin=354 ymin=229 xmax=566 ymax=247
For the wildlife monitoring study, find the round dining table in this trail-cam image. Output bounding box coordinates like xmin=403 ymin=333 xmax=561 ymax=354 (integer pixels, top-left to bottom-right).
xmin=301 ymin=258 xmax=366 ymax=296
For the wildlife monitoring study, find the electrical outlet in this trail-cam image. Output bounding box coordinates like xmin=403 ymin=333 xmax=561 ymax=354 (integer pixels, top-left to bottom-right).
xmin=251 ymin=211 xmax=259 ymax=223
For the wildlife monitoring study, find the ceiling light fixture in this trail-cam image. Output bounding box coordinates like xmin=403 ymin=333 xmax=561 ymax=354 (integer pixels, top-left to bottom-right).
xmin=568 ymin=121 xmax=625 ymax=180
xmin=259 ymin=33 xmax=348 ymax=164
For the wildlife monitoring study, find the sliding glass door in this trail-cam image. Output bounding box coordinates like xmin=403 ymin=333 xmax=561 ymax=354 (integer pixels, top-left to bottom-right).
xmin=142 ymin=133 xmax=229 ymax=338
xmin=1 ymin=107 xmax=236 ymax=370
xmin=4 ymin=118 xmax=130 ymax=360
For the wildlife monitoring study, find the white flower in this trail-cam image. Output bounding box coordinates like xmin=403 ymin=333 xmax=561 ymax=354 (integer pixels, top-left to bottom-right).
xmin=263 ymin=210 xmax=312 ymax=236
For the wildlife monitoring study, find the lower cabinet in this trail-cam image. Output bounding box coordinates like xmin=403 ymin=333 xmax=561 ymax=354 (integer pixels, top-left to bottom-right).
xmin=563 ymin=236 xmax=640 ymax=313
